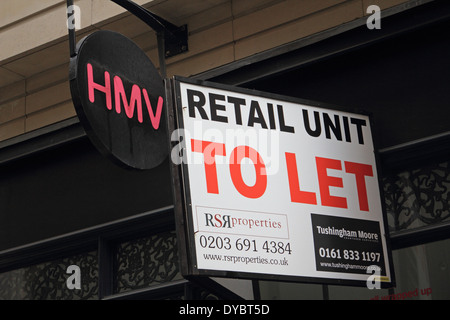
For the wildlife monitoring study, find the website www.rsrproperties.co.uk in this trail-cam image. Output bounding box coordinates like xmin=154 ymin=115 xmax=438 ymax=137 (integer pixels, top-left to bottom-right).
xmin=202 ymin=253 xmax=289 ymax=266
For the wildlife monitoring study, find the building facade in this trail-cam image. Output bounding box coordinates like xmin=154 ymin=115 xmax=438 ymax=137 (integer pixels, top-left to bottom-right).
xmin=0 ymin=0 xmax=449 ymax=300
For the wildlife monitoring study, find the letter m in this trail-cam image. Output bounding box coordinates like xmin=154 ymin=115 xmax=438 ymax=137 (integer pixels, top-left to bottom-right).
xmin=114 ymin=76 xmax=143 ymax=123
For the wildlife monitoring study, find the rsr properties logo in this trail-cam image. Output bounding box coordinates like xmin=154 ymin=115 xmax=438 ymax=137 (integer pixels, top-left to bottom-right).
xmin=204 ymin=212 xmax=282 ymax=229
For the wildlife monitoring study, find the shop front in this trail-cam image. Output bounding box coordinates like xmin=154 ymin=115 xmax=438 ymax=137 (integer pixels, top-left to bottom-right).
xmin=0 ymin=0 xmax=449 ymax=300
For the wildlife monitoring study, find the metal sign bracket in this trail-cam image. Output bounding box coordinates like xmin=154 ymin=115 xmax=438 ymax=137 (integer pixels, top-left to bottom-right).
xmin=66 ymin=0 xmax=188 ymax=78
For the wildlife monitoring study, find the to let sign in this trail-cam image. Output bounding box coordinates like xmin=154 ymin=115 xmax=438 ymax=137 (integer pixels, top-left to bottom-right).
xmin=172 ymin=77 xmax=394 ymax=287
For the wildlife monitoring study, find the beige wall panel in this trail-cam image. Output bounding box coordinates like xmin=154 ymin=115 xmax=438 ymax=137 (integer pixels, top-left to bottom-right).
xmin=235 ymin=0 xmax=363 ymax=60
xmin=132 ymin=31 xmax=158 ymax=53
xmin=0 ymin=97 xmax=26 ymax=124
xmin=25 ymin=100 xmax=75 ymax=132
xmin=98 ymin=13 xmax=151 ymax=40
xmin=149 ymin=0 xmax=229 ymax=25
xmin=182 ymin=1 xmax=232 ymax=33
xmin=26 ymin=63 xmax=69 ymax=94
xmin=142 ymin=21 xmax=233 ymax=71
xmin=231 ymin=0 xmax=284 ymax=17
xmin=0 ymin=118 xmax=25 ymax=141
xmin=0 ymin=67 xmax=24 ymax=87
xmin=92 ymin=0 xmax=156 ymax=25
xmin=233 ymin=0 xmax=347 ymax=40
xmin=167 ymin=44 xmax=234 ymax=77
xmin=26 ymin=82 xmax=70 ymax=114
xmin=0 ymin=81 xmax=25 ymax=105
xmin=2 ymin=28 xmax=95 ymax=79
xmin=0 ymin=0 xmax=62 ymax=28
xmin=362 ymin=0 xmax=410 ymax=14
xmin=3 ymin=41 xmax=68 ymax=79
xmin=0 ymin=0 xmax=92 ymax=63
xmin=168 ymin=21 xmax=233 ymax=64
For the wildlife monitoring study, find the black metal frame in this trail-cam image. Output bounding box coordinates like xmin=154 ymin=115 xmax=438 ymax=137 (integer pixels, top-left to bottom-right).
xmin=169 ymin=75 xmax=396 ymax=288
xmin=164 ymin=78 xmax=249 ymax=299
xmin=379 ymin=132 xmax=450 ymax=249
xmin=0 ymin=117 xmax=84 ymax=167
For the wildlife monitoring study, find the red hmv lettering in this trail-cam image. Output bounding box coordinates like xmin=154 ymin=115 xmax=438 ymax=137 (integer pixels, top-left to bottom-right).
xmin=86 ymin=63 xmax=164 ymax=129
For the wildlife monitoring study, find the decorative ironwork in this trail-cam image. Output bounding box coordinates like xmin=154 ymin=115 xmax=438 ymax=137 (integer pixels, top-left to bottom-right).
xmin=115 ymin=230 xmax=182 ymax=293
xmin=383 ymin=161 xmax=450 ymax=231
xmin=0 ymin=251 xmax=98 ymax=300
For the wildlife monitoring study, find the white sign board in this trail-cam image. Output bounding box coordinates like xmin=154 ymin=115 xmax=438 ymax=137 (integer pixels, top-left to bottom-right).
xmin=172 ymin=77 xmax=394 ymax=287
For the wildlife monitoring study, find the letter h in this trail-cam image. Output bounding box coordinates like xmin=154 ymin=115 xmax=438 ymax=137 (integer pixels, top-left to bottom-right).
xmin=87 ymin=63 xmax=112 ymax=110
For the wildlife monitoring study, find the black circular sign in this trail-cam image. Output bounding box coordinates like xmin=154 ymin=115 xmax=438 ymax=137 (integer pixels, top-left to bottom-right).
xmin=70 ymin=30 xmax=168 ymax=170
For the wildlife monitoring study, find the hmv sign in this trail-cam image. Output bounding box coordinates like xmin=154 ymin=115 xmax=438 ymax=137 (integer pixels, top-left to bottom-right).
xmin=70 ymin=30 xmax=168 ymax=169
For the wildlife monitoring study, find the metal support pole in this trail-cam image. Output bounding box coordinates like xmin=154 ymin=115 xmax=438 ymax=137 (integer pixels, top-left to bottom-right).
xmin=66 ymin=0 xmax=77 ymax=58
xmin=157 ymin=31 xmax=167 ymax=78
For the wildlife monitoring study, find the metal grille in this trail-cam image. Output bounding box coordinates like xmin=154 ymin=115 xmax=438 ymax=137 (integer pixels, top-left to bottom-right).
xmin=0 ymin=251 xmax=98 ymax=300
xmin=114 ymin=230 xmax=183 ymax=293
xmin=383 ymin=161 xmax=450 ymax=231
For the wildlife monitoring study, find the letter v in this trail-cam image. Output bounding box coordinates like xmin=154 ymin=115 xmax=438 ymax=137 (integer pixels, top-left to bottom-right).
xmin=143 ymin=89 xmax=164 ymax=130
